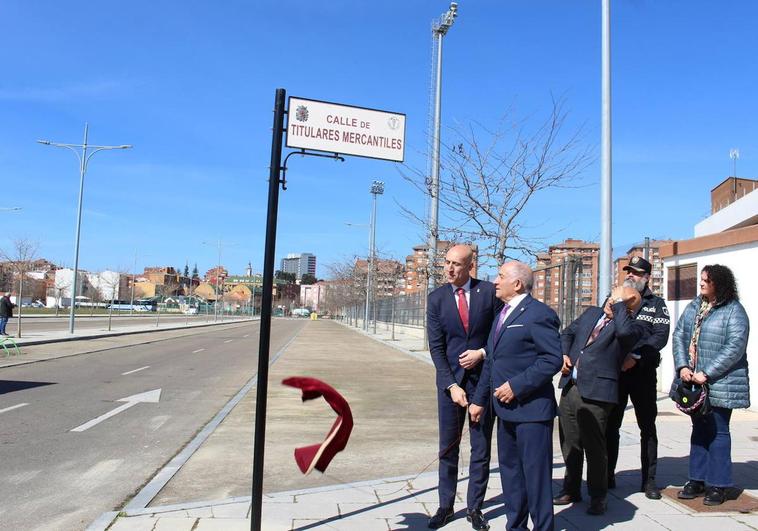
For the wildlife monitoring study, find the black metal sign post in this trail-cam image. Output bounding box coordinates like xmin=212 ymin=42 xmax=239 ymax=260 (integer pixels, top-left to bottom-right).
xmin=251 ymin=87 xmax=286 ymax=531
xmin=251 ymin=88 xmax=403 ymax=531
xmin=250 ymin=89 xmax=346 ymax=531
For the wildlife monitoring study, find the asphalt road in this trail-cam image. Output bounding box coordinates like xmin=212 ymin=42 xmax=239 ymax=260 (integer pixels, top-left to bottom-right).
xmin=3 ymin=314 xmax=242 ymax=336
xmin=0 ymin=318 xmax=305 ymax=531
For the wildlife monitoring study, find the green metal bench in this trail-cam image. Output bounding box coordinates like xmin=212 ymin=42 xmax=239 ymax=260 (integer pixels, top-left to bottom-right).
xmin=0 ymin=336 xmax=20 ymax=358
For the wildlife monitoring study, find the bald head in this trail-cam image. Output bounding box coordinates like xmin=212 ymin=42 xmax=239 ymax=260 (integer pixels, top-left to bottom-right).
xmin=444 ymin=244 xmax=474 ymax=287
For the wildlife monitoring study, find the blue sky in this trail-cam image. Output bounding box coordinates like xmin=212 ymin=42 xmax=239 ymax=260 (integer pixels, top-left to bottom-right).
xmin=1 ymin=1 xmax=756 ymax=278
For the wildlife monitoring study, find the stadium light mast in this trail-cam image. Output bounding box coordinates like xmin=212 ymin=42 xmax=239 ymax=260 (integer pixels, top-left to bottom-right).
xmin=428 ymin=1 xmax=458 ymax=292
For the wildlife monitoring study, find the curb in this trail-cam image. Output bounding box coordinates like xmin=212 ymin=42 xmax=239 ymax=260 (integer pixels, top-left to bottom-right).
xmin=0 ymin=319 xmax=258 ymax=369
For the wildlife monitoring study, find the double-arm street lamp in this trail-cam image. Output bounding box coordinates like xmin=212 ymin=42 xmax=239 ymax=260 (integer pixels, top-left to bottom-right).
xmin=38 ymin=123 xmax=132 ymax=333
xmin=202 ymin=239 xmax=235 ymax=321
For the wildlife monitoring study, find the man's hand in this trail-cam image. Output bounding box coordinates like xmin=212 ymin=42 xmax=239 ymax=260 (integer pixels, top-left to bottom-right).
xmin=621 ymin=354 xmax=637 ymax=372
xmin=692 ymin=371 xmax=708 ymax=385
xmin=493 ymin=382 xmax=515 ymax=404
xmin=561 ymin=355 xmax=573 ymax=375
xmin=459 ymin=349 xmax=484 ymax=370
xmin=469 ymin=404 xmax=483 ymax=423
xmin=449 ymin=384 xmax=468 ymax=407
xmin=680 ymin=367 xmax=694 ymax=382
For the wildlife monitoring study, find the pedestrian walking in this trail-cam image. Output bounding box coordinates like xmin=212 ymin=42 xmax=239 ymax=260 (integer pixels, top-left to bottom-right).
xmin=0 ymin=291 xmax=15 ymax=336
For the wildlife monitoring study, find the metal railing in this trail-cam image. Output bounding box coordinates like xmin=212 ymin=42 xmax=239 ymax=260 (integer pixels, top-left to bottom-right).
xmin=338 ymin=259 xmax=586 ymax=336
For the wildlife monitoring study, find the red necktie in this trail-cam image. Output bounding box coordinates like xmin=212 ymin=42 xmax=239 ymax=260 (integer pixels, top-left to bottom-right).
xmin=456 ymin=287 xmax=469 ymax=333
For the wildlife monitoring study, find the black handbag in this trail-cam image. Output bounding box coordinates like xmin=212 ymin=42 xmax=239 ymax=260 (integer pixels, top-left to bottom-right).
xmin=670 ymin=378 xmax=711 ymax=416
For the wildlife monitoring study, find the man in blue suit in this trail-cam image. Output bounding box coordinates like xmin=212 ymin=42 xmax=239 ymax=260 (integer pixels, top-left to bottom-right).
xmin=469 ymin=261 xmax=563 ymax=531
xmin=427 ymin=244 xmax=502 ymax=530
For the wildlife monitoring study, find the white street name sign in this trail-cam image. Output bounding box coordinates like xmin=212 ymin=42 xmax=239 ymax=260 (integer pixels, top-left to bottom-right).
xmin=286 ymin=97 xmax=406 ymax=162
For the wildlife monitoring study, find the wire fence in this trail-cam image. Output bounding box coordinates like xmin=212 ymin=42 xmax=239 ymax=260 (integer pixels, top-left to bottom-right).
xmin=339 ymin=260 xmax=586 ymax=334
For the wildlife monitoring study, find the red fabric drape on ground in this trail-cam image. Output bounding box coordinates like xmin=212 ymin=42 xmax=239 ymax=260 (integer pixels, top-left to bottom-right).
xmin=282 ymin=377 xmax=354 ymax=475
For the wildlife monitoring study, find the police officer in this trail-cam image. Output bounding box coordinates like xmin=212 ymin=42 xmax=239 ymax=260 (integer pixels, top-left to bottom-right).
xmin=605 ymin=256 xmax=670 ymax=499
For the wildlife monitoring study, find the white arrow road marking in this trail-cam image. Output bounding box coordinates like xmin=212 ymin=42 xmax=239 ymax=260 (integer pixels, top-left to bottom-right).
xmin=0 ymin=403 xmax=28 ymax=414
xmin=122 ymin=366 xmax=150 ymax=376
xmin=243 ymin=334 xmax=250 ymax=338
xmin=71 ymin=389 xmax=162 ymax=433
xmin=224 ymin=339 xmax=233 ymax=343
xmin=192 ymin=348 xmax=205 ymax=353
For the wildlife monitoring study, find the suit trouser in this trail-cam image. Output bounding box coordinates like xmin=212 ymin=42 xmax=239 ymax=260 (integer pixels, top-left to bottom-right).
xmin=559 ymin=384 xmax=614 ymax=499
xmin=0 ymin=316 xmax=7 ymax=334
xmin=606 ymin=361 xmax=659 ymax=487
xmin=437 ymin=387 xmax=494 ymax=510
xmin=497 ymin=418 xmax=554 ymax=531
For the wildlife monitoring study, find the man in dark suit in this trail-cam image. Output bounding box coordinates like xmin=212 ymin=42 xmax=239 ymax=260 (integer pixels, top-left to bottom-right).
xmin=553 ymin=287 xmax=651 ymax=515
xmin=469 ymin=261 xmax=562 ymax=531
xmin=427 ymin=244 xmax=502 ymax=530
xmin=605 ymin=256 xmax=670 ymax=499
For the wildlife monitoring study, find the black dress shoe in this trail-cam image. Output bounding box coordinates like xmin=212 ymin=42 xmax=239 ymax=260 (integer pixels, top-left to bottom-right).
xmin=553 ymin=491 xmax=582 ymax=505
xmin=428 ymin=507 xmax=455 ymax=529
xmin=586 ymin=497 xmax=607 ymax=515
xmin=703 ymin=486 xmax=727 ymax=506
xmin=677 ymin=480 xmax=706 ymax=499
xmin=466 ymin=509 xmax=490 ymax=530
xmin=643 ymin=481 xmax=662 ymax=500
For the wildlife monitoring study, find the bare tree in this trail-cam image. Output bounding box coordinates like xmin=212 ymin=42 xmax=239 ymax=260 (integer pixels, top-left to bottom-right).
xmin=100 ymin=269 xmax=127 ymax=331
xmin=0 ymin=238 xmax=40 ymax=338
xmin=52 ymin=274 xmax=71 ymax=317
xmin=400 ymin=98 xmax=593 ymax=268
xmin=321 ymin=256 xmax=369 ymax=318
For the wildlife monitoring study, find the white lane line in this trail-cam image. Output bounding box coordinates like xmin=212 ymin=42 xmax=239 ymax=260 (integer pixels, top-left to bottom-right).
xmin=224 ymin=339 xmax=233 ymax=343
xmin=243 ymin=334 xmax=250 ymax=338
xmin=0 ymin=403 xmax=28 ymax=414
xmin=192 ymin=348 xmax=205 ymax=353
xmin=122 ymin=366 xmax=150 ymax=376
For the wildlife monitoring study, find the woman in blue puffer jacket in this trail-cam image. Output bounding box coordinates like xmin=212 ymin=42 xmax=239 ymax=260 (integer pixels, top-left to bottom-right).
xmin=670 ymin=264 xmax=750 ymax=506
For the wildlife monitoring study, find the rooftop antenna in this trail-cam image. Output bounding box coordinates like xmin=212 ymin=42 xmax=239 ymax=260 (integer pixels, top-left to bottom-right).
xmin=730 ymin=148 xmax=739 ymax=177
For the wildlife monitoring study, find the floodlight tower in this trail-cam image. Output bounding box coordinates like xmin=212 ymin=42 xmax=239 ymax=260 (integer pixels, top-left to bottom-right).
xmin=364 ymin=180 xmax=384 ymax=331
xmin=428 ymin=1 xmax=458 ymax=292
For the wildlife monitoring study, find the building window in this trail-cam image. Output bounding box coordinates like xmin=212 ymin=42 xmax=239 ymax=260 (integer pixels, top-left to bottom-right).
xmin=667 ymin=263 xmax=698 ymax=301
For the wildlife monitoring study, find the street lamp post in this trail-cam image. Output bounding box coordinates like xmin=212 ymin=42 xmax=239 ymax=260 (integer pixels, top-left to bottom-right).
xmin=364 ymin=181 xmax=384 ymax=332
xmin=598 ymin=0 xmax=613 ymax=301
xmin=38 ymin=123 xmax=132 ymax=334
xmin=428 ymin=1 xmax=458 ymax=292
xmin=203 ymin=239 xmax=232 ymax=322
xmin=130 ymin=250 xmax=138 ymax=316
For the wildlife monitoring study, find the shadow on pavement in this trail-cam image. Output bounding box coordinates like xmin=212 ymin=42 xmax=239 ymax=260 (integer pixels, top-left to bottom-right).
xmin=0 ymin=379 xmax=55 ymax=395
xmin=291 ymin=483 xmax=438 ymax=531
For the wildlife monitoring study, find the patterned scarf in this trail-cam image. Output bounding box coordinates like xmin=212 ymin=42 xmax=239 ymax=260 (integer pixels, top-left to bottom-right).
xmin=688 ymin=298 xmax=712 ymax=369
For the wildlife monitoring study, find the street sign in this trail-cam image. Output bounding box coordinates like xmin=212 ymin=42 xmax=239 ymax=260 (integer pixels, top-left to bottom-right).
xmin=286 ymin=97 xmax=406 ymax=162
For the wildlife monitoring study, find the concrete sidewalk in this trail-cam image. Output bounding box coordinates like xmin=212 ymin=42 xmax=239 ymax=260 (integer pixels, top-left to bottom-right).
xmin=98 ymin=320 xmax=758 ymax=530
